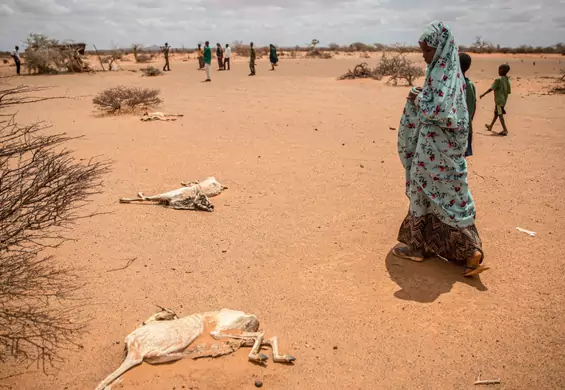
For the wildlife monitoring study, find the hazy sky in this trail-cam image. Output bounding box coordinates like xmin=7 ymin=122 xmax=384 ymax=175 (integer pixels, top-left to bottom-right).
xmin=1 ymin=0 xmax=564 ymax=50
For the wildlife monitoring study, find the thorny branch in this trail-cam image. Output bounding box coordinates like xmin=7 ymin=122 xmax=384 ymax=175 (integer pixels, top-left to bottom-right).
xmin=0 ymin=84 xmax=110 ymax=371
xmin=0 ymin=84 xmax=67 ymax=111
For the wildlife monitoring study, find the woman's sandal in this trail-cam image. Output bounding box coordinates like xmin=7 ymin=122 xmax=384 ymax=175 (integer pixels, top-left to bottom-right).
xmin=484 ymin=124 xmax=492 ymax=131
xmin=498 ymin=131 xmax=508 ymax=136
xmin=392 ymin=246 xmax=425 ymax=262
xmin=463 ymin=250 xmax=489 ymax=277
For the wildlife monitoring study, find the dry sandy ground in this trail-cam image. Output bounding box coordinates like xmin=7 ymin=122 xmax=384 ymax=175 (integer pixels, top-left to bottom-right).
xmin=1 ymin=53 xmax=564 ymax=389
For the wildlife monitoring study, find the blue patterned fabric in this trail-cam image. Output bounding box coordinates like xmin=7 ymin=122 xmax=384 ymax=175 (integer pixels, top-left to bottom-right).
xmin=397 ymin=21 xmax=475 ymax=228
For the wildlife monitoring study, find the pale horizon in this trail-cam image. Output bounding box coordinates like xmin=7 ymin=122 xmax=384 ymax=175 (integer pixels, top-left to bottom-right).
xmin=1 ymin=0 xmax=564 ymax=51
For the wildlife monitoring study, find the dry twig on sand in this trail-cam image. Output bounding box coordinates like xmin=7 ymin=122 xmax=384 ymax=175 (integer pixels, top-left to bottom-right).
xmin=106 ymin=257 xmax=138 ymax=272
xmin=474 ymin=372 xmax=501 ymax=385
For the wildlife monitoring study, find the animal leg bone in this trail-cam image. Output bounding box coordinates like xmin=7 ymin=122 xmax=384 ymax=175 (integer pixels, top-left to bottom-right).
xmin=267 ymin=336 xmax=296 ymax=363
xmin=211 ymin=331 xmax=268 ymax=363
xmin=211 ymin=331 xmax=295 ymax=363
xmin=144 ymin=352 xmax=186 ymax=365
xmin=95 ymin=352 xmax=143 ymax=390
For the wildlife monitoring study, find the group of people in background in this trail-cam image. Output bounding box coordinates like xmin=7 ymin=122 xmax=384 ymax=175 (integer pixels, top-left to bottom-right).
xmin=167 ymin=42 xmax=279 ymax=82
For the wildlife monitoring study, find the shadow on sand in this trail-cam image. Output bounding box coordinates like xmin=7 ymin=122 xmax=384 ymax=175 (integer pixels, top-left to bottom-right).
xmin=385 ymin=251 xmax=487 ymax=303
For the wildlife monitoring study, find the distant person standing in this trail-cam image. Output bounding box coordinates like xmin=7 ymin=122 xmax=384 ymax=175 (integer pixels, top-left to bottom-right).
xmin=162 ymin=43 xmax=171 ymax=71
xmin=224 ymin=44 xmax=231 ymax=70
xmin=216 ymin=43 xmax=224 ymax=70
xmin=197 ymin=43 xmax=204 ymax=70
xmin=249 ymin=42 xmax=256 ymax=76
xmin=203 ymin=41 xmax=212 ymax=82
xmin=269 ymin=44 xmax=278 ymax=71
xmin=11 ymin=46 xmax=21 ymax=75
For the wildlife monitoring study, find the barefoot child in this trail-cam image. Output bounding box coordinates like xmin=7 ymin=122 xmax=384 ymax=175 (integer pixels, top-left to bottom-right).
xmin=480 ymin=64 xmax=511 ymax=136
xmin=459 ymin=53 xmax=476 ymax=156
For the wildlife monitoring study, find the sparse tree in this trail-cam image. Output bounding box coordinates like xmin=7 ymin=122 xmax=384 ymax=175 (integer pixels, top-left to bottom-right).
xmin=310 ymin=39 xmax=320 ymax=50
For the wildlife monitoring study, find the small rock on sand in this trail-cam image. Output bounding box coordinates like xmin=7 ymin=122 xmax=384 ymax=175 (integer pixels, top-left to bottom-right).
xmin=255 ymin=380 xmax=263 ymax=388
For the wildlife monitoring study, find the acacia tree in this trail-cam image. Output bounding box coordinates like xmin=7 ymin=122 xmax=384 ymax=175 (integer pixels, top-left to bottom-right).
xmin=0 ymin=83 xmax=110 ymax=369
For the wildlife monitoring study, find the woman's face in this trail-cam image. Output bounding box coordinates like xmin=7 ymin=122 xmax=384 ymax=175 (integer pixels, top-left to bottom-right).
xmin=419 ymin=41 xmax=436 ymax=65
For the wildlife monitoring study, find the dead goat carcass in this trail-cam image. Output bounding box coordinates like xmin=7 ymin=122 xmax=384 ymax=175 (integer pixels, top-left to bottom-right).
xmin=119 ymin=177 xmax=226 ymax=211
xmin=95 ymin=308 xmax=295 ymax=390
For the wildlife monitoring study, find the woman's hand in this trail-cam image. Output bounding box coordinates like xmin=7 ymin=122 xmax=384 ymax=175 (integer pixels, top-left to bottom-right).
xmin=407 ymin=87 xmax=422 ymax=101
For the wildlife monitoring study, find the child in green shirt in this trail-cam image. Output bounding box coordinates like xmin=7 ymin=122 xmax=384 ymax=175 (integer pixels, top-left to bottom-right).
xmin=480 ymin=64 xmax=511 ymax=136
xmin=459 ymin=53 xmax=476 ymax=157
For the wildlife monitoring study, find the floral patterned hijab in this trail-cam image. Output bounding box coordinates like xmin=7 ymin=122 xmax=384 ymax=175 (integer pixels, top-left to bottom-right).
xmin=416 ymin=21 xmax=468 ymax=130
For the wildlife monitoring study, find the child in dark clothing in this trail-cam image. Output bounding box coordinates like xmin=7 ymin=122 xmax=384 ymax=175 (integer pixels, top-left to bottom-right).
xmin=480 ymin=64 xmax=511 ymax=136
xmin=459 ymin=53 xmax=476 ymax=157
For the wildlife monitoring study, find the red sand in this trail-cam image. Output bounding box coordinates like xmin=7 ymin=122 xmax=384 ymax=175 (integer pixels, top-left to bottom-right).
xmin=0 ymin=53 xmax=564 ymax=389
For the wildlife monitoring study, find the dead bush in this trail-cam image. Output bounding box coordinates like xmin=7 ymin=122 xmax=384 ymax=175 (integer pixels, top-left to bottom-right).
xmin=375 ymin=52 xmax=424 ymax=86
xmin=141 ymin=66 xmax=163 ymax=76
xmin=93 ymin=86 xmax=162 ymax=113
xmin=132 ymin=44 xmax=152 ymax=63
xmin=232 ymin=41 xmax=250 ymax=57
xmin=306 ymin=49 xmax=332 ymax=59
xmin=339 ymin=52 xmax=424 ymax=86
xmin=0 ymin=84 xmax=109 ymax=368
xmin=24 ymin=33 xmax=90 ymax=74
xmin=339 ymin=62 xmax=382 ymax=80
xmin=135 ymin=54 xmax=152 ymax=63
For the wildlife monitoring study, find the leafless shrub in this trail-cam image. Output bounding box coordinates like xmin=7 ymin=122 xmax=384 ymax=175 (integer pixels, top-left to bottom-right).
xmin=141 ymin=66 xmax=163 ymax=77
xmin=132 ymin=45 xmax=152 ymax=63
xmin=92 ymin=86 xmax=162 ymax=114
xmin=338 ymin=62 xmax=382 ymax=80
xmin=375 ymin=52 xmax=424 ymax=86
xmin=23 ymin=33 xmax=90 ymax=74
xmin=349 ymin=42 xmax=372 ymax=52
xmin=339 ymin=52 xmax=424 ymax=85
xmin=0 ymin=84 xmax=110 ymax=369
xmin=103 ymin=50 xmax=124 ymax=69
xmin=305 ymin=39 xmax=332 ymax=59
xmin=328 ymin=43 xmax=340 ymax=51
xmin=549 ymin=71 xmax=565 ymax=94
xmin=306 ymin=49 xmax=332 ymax=59
xmin=135 ymin=54 xmax=152 ymax=63
xmin=232 ymin=41 xmax=250 ymax=57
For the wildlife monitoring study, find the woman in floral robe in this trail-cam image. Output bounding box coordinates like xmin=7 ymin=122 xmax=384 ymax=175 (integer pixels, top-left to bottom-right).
xmin=393 ymin=21 xmax=487 ymax=276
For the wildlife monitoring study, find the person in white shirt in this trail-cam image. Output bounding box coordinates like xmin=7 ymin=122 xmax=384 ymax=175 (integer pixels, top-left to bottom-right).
xmin=224 ymin=44 xmax=231 ymax=71
xmin=11 ymin=46 xmax=21 ymax=75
